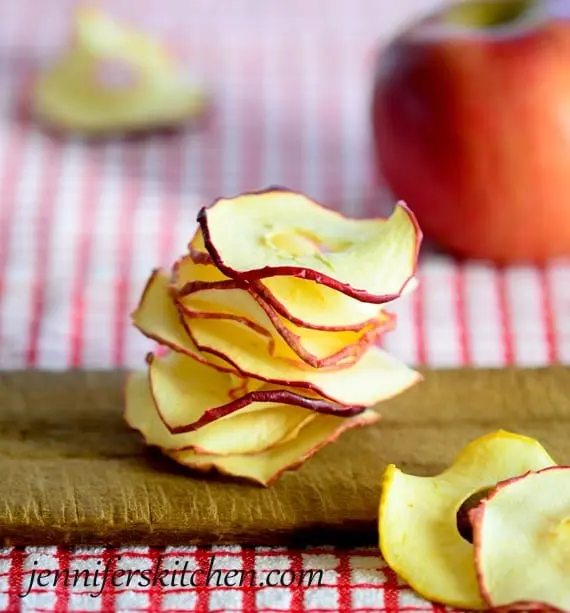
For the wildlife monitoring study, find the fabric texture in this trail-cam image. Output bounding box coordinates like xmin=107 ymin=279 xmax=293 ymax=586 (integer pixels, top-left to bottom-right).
xmin=1 ymin=0 xmax=568 ymax=610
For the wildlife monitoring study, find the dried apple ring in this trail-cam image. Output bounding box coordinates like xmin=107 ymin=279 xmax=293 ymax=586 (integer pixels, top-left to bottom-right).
xmin=182 ymin=314 xmax=420 ymax=406
xmin=131 ymin=269 xmax=236 ymax=372
xmin=125 ymin=371 xmax=316 ymax=456
xmin=197 ymin=189 xmax=420 ymax=304
xmin=148 ymin=351 xmax=367 ymax=433
xmin=472 ymin=467 xmax=570 ymax=611
xmin=168 ymin=409 xmax=379 ymax=487
xmin=379 ymin=431 xmax=556 ymax=610
xmin=175 ymin=258 xmax=392 ymax=368
xmin=185 ymin=225 xmax=415 ymax=331
xmin=32 ymin=7 xmax=207 ymax=134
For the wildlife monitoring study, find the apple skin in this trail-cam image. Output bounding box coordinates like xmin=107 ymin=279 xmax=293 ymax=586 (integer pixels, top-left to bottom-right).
xmin=371 ymin=0 xmax=570 ymax=263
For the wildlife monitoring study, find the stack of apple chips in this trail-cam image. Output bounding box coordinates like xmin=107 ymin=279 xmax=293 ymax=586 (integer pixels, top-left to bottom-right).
xmin=125 ymin=190 xmax=422 ymax=485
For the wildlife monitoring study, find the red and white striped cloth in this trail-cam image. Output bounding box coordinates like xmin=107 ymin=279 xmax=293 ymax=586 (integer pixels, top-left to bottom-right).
xmin=1 ymin=1 xmax=568 ymax=611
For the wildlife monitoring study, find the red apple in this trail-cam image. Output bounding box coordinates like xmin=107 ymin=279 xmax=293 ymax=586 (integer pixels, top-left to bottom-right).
xmin=371 ymin=0 xmax=570 ymax=263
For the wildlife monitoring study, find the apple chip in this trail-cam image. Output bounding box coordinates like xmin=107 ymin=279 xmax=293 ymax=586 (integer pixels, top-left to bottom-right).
xmin=197 ymin=189 xmax=420 ymax=303
xmin=172 ymin=253 xmax=231 ymax=288
xmin=168 ymin=409 xmax=379 ymax=486
xmin=131 ymin=269 xmax=236 ymax=373
xmin=32 ymin=7 xmax=207 ymax=134
xmin=149 ymin=351 xmax=367 ymax=433
xmin=379 ymin=431 xmax=556 ymax=610
xmin=248 ymin=290 xmax=392 ymax=367
xmin=183 ymin=315 xmax=421 ymax=406
xmin=472 ymin=467 xmax=570 ymax=611
xmin=186 ymin=227 xmax=410 ymax=331
xmin=125 ymin=371 xmax=315 ymax=455
xmin=187 ymin=222 xmax=416 ymax=330
xmin=176 ymin=265 xmax=391 ymax=368
xmin=253 ymin=276 xmax=404 ymax=331
xmin=188 ymin=227 xmax=215 ymax=265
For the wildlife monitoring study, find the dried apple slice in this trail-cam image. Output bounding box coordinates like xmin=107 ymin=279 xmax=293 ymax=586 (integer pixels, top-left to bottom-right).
xmin=32 ymin=7 xmax=207 ymax=134
xmin=172 ymin=252 xmax=231 ymax=288
xmin=149 ymin=351 xmax=365 ymax=433
xmin=168 ymin=409 xmax=379 ymax=486
xmin=472 ymin=466 xmax=570 ymax=611
xmin=188 ymin=227 xmax=215 ymax=265
xmin=186 ymin=226 xmax=409 ymax=331
xmin=176 ymin=268 xmax=390 ymax=368
xmin=252 ymin=277 xmax=400 ymax=331
xmin=197 ymin=189 xmax=421 ymax=304
xmin=378 ymin=431 xmax=556 ymax=610
xmin=182 ymin=315 xmax=421 ymax=406
xmin=125 ymin=371 xmax=315 ymax=455
xmin=131 ymin=269 xmax=236 ymax=373
xmin=248 ymin=291 xmax=392 ymax=367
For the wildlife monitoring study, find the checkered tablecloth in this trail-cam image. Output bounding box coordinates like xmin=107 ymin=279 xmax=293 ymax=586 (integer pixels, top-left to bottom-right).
xmin=1 ymin=0 xmax=569 ymax=611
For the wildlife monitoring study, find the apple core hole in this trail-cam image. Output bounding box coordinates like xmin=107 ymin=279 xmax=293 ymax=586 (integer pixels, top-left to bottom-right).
xmin=456 ymin=487 xmax=493 ymax=543
xmin=264 ymin=230 xmax=322 ymax=257
xmin=263 ymin=229 xmax=354 ymax=260
xmin=93 ymin=57 xmax=140 ymax=90
xmin=443 ymin=0 xmax=534 ymax=28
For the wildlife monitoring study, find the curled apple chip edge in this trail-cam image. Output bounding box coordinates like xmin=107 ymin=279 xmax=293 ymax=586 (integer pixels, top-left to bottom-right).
xmin=252 ymin=276 xmax=405 ymax=331
xmin=378 ymin=430 xmax=557 ymax=610
xmin=31 ymin=6 xmax=208 ymax=134
xmin=181 ymin=314 xmax=422 ymax=406
xmin=172 ymin=251 xmax=231 ymax=288
xmin=187 ymin=226 xmax=213 ymax=265
xmin=176 ymin=268 xmax=390 ymax=369
xmin=125 ymin=370 xmax=316 ymax=456
xmin=175 ymin=245 xmax=396 ymax=360
xmin=232 ymin=288 xmax=390 ymax=368
xmin=132 ymin=270 xmax=374 ymax=430
xmin=148 ymin=350 xmax=368 ymax=434
xmin=185 ymin=226 xmax=405 ymax=332
xmin=130 ymin=268 xmax=238 ymax=374
xmin=197 ymin=187 xmax=422 ymax=304
xmin=167 ymin=407 xmax=380 ymax=487
xmin=471 ymin=466 xmax=570 ymax=611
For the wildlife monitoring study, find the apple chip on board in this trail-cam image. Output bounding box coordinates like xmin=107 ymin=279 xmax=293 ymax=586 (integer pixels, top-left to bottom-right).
xmin=378 ymin=430 xmax=570 ymax=610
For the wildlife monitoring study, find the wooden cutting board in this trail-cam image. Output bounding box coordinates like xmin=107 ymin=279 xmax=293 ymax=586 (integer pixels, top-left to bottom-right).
xmin=2 ymin=367 xmax=570 ymax=547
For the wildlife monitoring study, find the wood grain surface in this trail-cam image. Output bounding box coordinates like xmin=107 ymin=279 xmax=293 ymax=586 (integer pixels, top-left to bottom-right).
xmin=1 ymin=367 xmax=570 ymax=547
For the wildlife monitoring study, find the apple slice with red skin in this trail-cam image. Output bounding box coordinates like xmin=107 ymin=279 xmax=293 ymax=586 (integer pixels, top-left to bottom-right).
xmin=250 ymin=276 xmax=412 ymax=332
xmin=172 ymin=248 xmax=230 ymax=287
xmin=167 ymin=408 xmax=379 ymax=487
xmin=472 ymin=466 xmax=570 ymax=611
xmin=197 ymin=188 xmax=421 ymax=304
xmin=182 ymin=314 xmax=421 ymax=406
xmin=378 ymin=430 xmax=556 ymax=610
xmin=33 ymin=7 xmax=209 ymax=135
xmin=185 ymin=226 xmax=410 ymax=332
xmin=125 ymin=371 xmax=316 ymax=455
xmin=148 ymin=351 xmax=367 ymax=434
xmin=132 ymin=268 xmax=390 ymax=411
xmin=176 ymin=261 xmax=391 ymax=368
xmin=131 ymin=268 xmax=238 ymax=374
xmin=187 ymin=226 xmax=215 ymax=266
